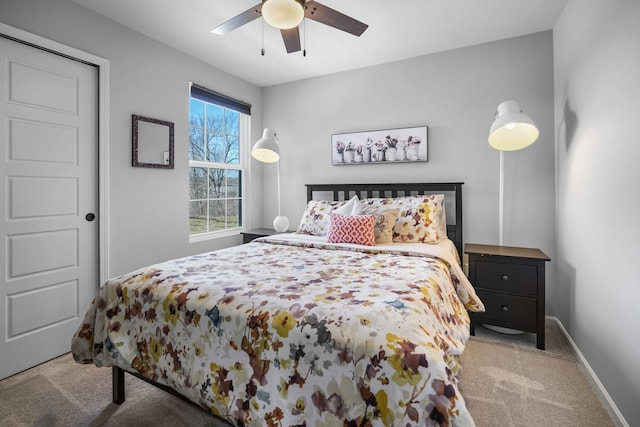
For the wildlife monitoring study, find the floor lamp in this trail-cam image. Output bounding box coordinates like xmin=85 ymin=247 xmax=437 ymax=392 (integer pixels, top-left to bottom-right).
xmin=488 ymin=101 xmax=539 ymax=246
xmin=486 ymin=101 xmax=539 ymax=335
xmin=251 ymin=128 xmax=290 ymax=232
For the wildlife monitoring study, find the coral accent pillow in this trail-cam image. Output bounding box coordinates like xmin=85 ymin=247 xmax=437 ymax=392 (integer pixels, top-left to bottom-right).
xmin=327 ymin=213 xmax=376 ymax=246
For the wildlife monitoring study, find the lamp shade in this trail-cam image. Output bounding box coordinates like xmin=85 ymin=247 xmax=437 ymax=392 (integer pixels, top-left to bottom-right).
xmin=262 ymin=0 xmax=305 ymax=30
xmin=488 ymin=100 xmax=539 ymax=151
xmin=252 ymin=128 xmax=280 ymax=163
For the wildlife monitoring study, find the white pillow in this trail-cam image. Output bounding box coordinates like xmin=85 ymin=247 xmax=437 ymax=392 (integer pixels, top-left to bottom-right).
xmin=333 ymin=195 xmax=361 ymax=215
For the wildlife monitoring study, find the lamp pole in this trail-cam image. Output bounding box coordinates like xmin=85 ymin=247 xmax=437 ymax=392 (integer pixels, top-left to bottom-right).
xmin=276 ymin=159 xmax=282 ymax=217
xmin=499 ymin=151 xmax=504 ymax=246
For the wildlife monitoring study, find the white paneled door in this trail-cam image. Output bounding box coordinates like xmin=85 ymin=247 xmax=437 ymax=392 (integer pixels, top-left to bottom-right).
xmin=0 ymin=37 xmax=98 ymax=379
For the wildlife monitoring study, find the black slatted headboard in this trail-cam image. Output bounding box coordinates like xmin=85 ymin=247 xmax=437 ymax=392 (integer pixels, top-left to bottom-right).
xmin=305 ymin=183 xmax=464 ymax=256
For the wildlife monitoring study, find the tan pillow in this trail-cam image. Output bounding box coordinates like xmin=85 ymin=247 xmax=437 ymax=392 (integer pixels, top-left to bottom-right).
xmin=359 ymin=206 xmax=399 ymax=244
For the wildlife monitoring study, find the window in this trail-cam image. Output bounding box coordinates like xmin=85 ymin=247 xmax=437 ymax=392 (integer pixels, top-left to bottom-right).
xmin=189 ymin=84 xmax=250 ymax=239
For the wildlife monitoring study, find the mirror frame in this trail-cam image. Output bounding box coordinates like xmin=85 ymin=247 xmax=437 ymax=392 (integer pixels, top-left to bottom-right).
xmin=132 ymin=114 xmax=174 ymax=169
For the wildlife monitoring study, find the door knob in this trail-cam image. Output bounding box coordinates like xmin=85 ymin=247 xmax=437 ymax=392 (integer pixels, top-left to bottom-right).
xmin=85 ymin=213 xmax=96 ymax=222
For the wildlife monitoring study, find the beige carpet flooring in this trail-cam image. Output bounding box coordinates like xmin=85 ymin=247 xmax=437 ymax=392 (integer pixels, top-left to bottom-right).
xmin=460 ymin=320 xmax=616 ymax=427
xmin=0 ymin=319 xmax=617 ymax=427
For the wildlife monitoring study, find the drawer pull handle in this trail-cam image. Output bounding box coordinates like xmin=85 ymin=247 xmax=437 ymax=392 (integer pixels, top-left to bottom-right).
xmin=501 ymin=305 xmax=509 ymax=312
xmin=501 ymin=274 xmax=509 ymax=281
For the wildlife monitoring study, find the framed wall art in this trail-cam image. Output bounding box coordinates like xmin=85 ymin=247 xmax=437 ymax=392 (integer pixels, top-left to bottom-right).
xmin=331 ymin=125 xmax=428 ymax=166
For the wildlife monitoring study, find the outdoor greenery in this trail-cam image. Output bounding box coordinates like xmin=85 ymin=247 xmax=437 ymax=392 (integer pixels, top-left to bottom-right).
xmin=189 ymin=216 xmax=239 ymax=234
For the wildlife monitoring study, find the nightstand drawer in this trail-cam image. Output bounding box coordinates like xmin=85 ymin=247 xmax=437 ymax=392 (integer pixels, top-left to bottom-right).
xmin=475 ymin=261 xmax=537 ymax=295
xmin=475 ymin=290 xmax=537 ymax=328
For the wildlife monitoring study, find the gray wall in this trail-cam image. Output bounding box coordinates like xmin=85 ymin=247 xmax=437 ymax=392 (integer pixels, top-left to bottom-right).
xmin=1 ymin=0 xmax=264 ymax=277
xmin=554 ymin=0 xmax=640 ymax=424
xmin=262 ymin=31 xmax=556 ymax=300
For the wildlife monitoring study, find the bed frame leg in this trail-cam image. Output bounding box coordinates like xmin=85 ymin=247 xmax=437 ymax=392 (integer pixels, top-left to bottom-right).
xmin=112 ymin=366 xmax=125 ymax=404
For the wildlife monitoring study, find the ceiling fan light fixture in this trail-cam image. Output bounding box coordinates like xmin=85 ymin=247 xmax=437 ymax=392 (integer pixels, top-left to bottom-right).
xmin=262 ymin=0 xmax=305 ymax=30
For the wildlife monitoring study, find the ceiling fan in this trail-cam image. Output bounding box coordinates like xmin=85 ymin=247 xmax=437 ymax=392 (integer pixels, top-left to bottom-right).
xmin=211 ymin=0 xmax=368 ymax=54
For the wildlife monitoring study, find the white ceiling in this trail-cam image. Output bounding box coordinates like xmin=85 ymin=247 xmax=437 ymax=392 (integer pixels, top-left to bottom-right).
xmin=72 ymin=0 xmax=567 ymax=88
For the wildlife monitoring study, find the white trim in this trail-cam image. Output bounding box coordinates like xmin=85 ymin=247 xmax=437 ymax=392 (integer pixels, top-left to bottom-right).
xmin=241 ymin=113 xmax=250 ymax=230
xmin=189 ymin=160 xmax=243 ymax=170
xmin=547 ymin=316 xmax=629 ymax=427
xmin=189 ymin=228 xmax=242 ymax=243
xmin=0 ymin=23 xmax=111 ymax=285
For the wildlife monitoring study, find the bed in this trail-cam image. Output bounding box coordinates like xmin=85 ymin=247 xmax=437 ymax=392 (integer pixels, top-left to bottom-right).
xmin=71 ymin=182 xmax=484 ymax=426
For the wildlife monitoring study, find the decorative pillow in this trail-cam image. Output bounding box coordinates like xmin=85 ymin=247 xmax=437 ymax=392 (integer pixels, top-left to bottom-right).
xmin=360 ymin=194 xmax=447 ymax=243
xmin=327 ymin=213 xmax=376 ymax=246
xmin=333 ymin=195 xmax=361 ymax=215
xmin=296 ymin=199 xmax=350 ymax=236
xmin=358 ymin=206 xmax=399 ymax=244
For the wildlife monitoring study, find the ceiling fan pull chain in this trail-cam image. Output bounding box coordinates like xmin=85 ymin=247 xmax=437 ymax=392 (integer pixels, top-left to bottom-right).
xmin=261 ymin=16 xmax=265 ymax=56
xmin=303 ymin=17 xmax=306 ymax=57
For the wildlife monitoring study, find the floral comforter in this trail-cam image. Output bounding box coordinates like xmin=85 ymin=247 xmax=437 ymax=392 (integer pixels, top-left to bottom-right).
xmin=71 ymin=235 xmax=484 ymax=427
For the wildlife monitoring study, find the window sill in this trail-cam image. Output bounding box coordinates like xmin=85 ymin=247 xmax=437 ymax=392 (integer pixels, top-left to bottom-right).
xmin=189 ymin=228 xmax=243 ymax=243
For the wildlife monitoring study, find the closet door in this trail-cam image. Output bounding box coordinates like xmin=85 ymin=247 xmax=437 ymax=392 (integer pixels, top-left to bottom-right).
xmin=0 ymin=36 xmax=98 ymax=379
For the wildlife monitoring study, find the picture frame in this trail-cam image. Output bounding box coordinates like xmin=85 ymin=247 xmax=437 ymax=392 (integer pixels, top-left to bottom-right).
xmin=132 ymin=114 xmax=174 ymax=169
xmin=331 ymin=126 xmax=428 ymax=165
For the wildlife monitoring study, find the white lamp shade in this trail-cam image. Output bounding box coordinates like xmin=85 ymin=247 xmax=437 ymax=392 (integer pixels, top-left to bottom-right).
xmin=488 ymin=100 xmax=539 ymax=151
xmin=262 ymin=0 xmax=305 ymax=30
xmin=252 ymin=128 xmax=280 ymax=163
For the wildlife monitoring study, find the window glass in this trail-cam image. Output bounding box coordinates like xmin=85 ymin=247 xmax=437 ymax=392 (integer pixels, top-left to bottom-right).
xmin=189 ymin=167 xmax=207 ymax=199
xmin=206 ymin=104 xmax=224 ymax=132
xmin=188 ymin=86 xmax=246 ymax=237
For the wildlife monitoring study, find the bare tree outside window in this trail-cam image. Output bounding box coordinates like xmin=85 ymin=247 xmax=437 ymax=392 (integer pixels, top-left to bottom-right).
xmin=189 ymin=96 xmax=244 ymax=236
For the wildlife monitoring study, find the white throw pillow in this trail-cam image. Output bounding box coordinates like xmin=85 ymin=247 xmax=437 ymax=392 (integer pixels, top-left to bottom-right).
xmin=333 ymin=195 xmax=361 ymax=215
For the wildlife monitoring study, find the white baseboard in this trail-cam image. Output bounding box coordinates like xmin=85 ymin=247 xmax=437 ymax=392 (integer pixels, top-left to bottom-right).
xmin=547 ymin=316 xmax=629 ymax=427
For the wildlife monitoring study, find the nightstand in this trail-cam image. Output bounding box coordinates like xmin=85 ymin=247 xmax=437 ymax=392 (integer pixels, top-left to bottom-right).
xmin=464 ymin=243 xmax=550 ymax=350
xmin=241 ymin=228 xmax=292 ymax=244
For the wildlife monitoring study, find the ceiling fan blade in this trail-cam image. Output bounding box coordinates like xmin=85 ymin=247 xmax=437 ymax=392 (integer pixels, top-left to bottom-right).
xmin=281 ymin=27 xmax=301 ymax=53
xmin=211 ymin=3 xmax=263 ymax=35
xmin=304 ymin=1 xmax=368 ymax=36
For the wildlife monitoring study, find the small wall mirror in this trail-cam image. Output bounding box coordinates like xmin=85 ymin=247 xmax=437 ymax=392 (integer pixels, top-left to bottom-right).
xmin=132 ymin=114 xmax=174 ymax=169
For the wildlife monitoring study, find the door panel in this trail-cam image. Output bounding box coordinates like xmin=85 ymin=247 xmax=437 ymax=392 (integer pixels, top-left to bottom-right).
xmin=8 ymin=280 xmax=78 ymax=338
xmin=9 ymin=176 xmax=78 ymax=218
xmin=9 ymin=118 xmax=78 ymax=164
xmin=0 ymin=36 xmax=98 ymax=379
xmin=8 ymin=229 xmax=78 ymax=277
xmin=8 ymin=60 xmax=78 ymax=113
